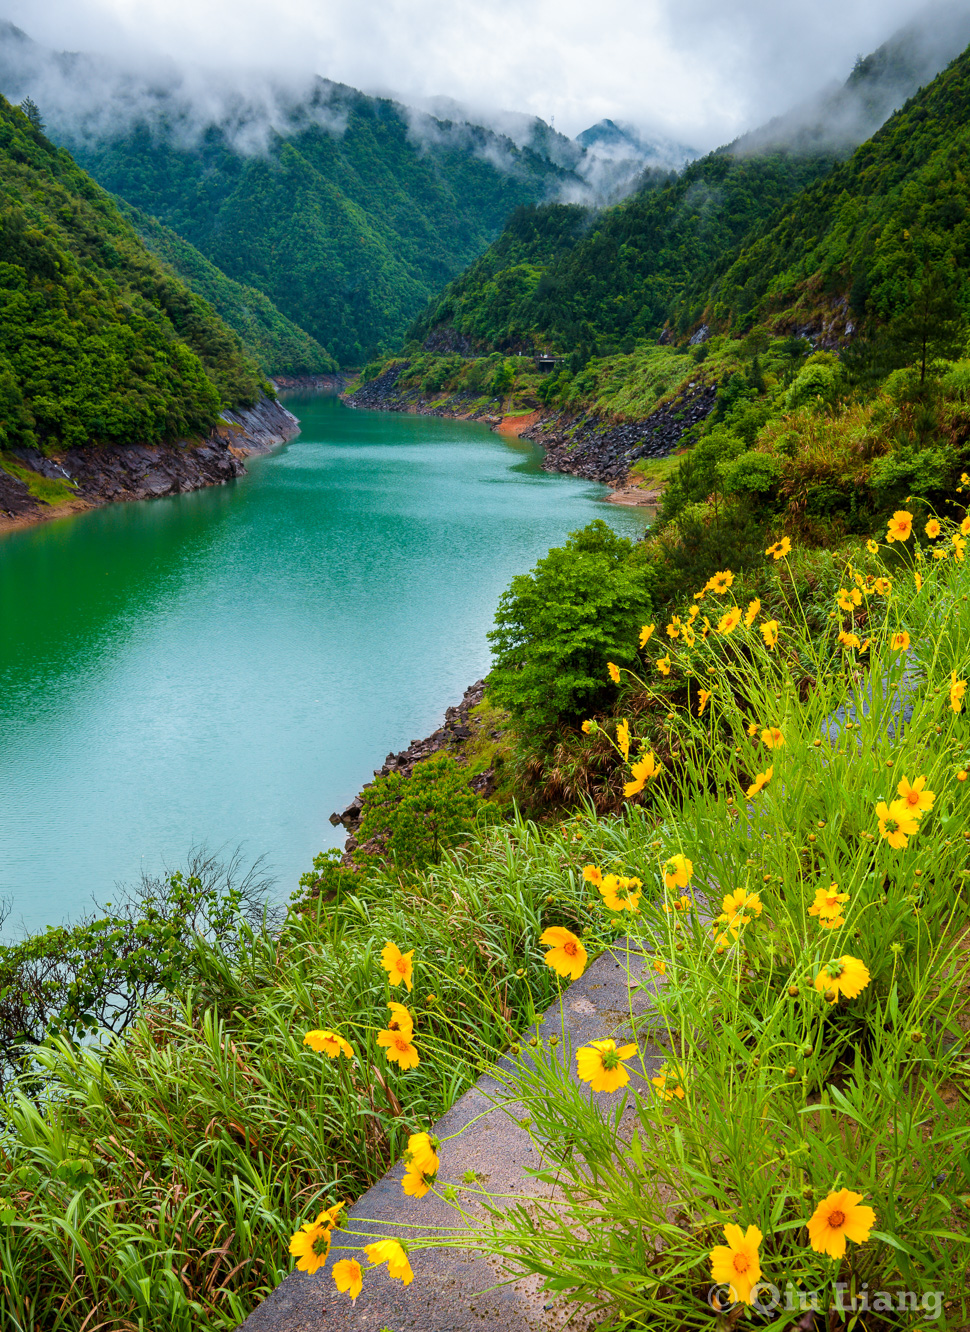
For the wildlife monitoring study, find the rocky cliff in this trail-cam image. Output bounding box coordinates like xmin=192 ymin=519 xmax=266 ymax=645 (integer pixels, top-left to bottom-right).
xmin=0 ymin=395 xmax=300 ymax=530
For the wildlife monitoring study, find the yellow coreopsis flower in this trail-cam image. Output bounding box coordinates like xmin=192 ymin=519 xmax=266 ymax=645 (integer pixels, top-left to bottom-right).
xmin=836 ymin=588 xmax=855 ymax=613
xmin=760 ymin=726 xmax=784 ymax=749
xmin=624 ymin=751 xmax=661 ymax=797
xmin=599 ymin=874 xmax=642 ymax=913
xmin=663 ymin=853 xmax=693 ymax=890
xmin=304 ymin=1029 xmax=355 ymax=1060
xmin=955 ymin=535 xmax=967 ymax=563
xmin=839 ymin=630 xmax=861 ymax=649
xmin=697 ymin=689 xmax=711 ymax=716
xmin=682 ymin=623 xmax=696 ymax=647
xmin=333 ymin=1258 xmax=363 ymax=1301
xmin=807 ymin=1190 xmax=876 ymax=1260
xmin=809 ymin=884 xmax=850 ymax=923
xmin=656 ymin=655 xmax=672 ymax=675
xmin=717 ymin=606 xmax=742 ymax=634
xmin=915 ymin=572 xmax=923 ymax=591
xmin=666 ymin=616 xmax=681 ymax=639
xmin=962 ymin=515 xmax=970 ymax=536
xmin=814 ymin=955 xmax=871 ymax=1002
xmin=289 ymin=1219 xmax=332 ymax=1274
xmin=766 ymin=536 xmax=792 ymax=560
xmin=365 ymin=1239 xmax=414 ymax=1285
xmin=402 ymin=1165 xmax=437 ymax=1198
xmin=381 ymin=941 xmax=415 ymax=992
xmin=719 ymin=887 xmax=763 ymax=927
xmin=378 ymin=1028 xmax=420 ymax=1069
xmin=709 ymin=1223 xmax=763 ymax=1306
xmin=540 ymin=926 xmax=587 ymax=979
xmin=951 ymin=671 xmax=967 ymax=713
xmin=386 ymin=1002 xmax=414 ymax=1036
xmin=886 ymin=510 xmax=913 ymax=542
xmin=651 ymin=1064 xmax=686 ymax=1102
xmin=639 ymin=623 xmax=655 ymax=647
xmin=403 ymin=1131 xmax=439 ymax=1176
xmin=745 ymin=766 xmax=773 ymax=798
xmin=866 ymin=539 xmax=879 ymax=554
xmin=581 ymin=719 xmax=593 ymax=734
xmin=925 ymin=518 xmax=941 ymax=538
xmin=743 ymin=598 xmax=761 ymax=627
xmin=891 ymin=631 xmax=910 ymax=652
xmin=653 ymin=958 xmax=667 ymax=975
xmin=607 ymin=661 xmax=621 ymax=683
xmin=896 ymin=774 xmax=935 ymax=816
xmin=582 ymin=864 xmax=603 ymax=887
xmin=706 ymin=569 xmax=734 ymax=594
xmin=873 ymin=576 xmax=892 ymax=595
xmin=616 ymin=718 xmax=630 ymax=761
xmin=575 ymin=1038 xmax=638 ymax=1092
xmin=761 ymin=620 xmax=779 ymax=648
xmin=876 ymin=798 xmax=920 ymax=849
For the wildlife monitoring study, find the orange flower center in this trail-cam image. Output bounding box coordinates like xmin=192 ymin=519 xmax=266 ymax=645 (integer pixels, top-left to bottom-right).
xmin=904 ymin=792 xmax=919 ymax=806
xmin=395 ymin=960 xmax=408 ymax=975
xmin=563 ymin=940 xmax=578 ymax=957
xmin=828 ymin=1210 xmax=846 ymax=1229
xmin=732 ymin=1253 xmax=750 ymax=1274
xmin=394 ymin=1036 xmax=411 ymax=1053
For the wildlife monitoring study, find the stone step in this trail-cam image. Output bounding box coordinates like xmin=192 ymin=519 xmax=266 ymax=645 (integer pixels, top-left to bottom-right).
xmin=240 ymin=940 xmax=665 ymax=1331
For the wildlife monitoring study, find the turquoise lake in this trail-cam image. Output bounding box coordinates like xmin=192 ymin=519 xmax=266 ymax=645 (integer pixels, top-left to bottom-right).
xmin=0 ymin=394 xmax=647 ymax=933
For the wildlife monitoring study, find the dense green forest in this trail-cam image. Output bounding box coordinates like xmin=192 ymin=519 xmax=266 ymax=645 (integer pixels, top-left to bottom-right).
xmin=0 ymin=95 xmax=267 ymax=453
xmin=64 ymin=84 xmax=577 ymax=365
xmin=124 ymin=204 xmax=337 ymax=377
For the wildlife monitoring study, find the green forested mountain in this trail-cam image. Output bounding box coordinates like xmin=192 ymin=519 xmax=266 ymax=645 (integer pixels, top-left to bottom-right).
xmin=0 ymin=94 xmax=266 ymax=452
xmin=122 ymin=204 xmax=336 ymax=376
xmin=411 ymin=12 xmax=970 ymax=357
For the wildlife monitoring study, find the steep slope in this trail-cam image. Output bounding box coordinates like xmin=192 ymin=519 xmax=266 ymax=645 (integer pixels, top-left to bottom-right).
xmin=122 ymin=205 xmax=336 ymax=376
xmin=0 ymin=26 xmax=581 ymax=365
xmin=0 ymin=94 xmax=267 ymax=454
xmin=411 ymin=8 xmax=970 ymax=358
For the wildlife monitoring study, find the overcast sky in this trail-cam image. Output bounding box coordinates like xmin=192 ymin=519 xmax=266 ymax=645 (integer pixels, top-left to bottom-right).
xmin=1 ymin=0 xmax=937 ymax=148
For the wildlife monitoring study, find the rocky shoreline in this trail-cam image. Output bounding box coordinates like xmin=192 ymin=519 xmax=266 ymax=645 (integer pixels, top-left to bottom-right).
xmin=330 ymin=679 xmax=498 ymax=859
xmin=0 ymin=394 xmax=301 ymax=534
xmin=343 ymin=363 xmax=718 ymax=497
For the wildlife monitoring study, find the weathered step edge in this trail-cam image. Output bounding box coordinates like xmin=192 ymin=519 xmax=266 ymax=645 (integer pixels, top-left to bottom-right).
xmin=240 ymin=939 xmax=666 ymax=1332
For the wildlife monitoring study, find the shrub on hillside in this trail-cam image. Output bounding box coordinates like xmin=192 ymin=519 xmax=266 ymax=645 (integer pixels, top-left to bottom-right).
xmin=357 ymin=754 xmax=489 ymax=871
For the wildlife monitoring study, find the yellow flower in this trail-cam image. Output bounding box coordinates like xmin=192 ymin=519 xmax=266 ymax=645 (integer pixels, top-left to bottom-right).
xmin=933 ymin=548 xmax=949 ymax=561
xmin=873 ymin=576 xmax=892 ymax=595
xmin=745 ymin=766 xmax=773 ymax=798
xmin=962 ymin=515 xmax=970 ymax=536
xmin=706 ymin=569 xmax=734 ymax=594
xmin=365 ymin=1239 xmax=414 ymax=1285
xmin=607 ymin=661 xmax=621 ymax=683
xmin=743 ymin=598 xmax=761 ymax=627
xmin=386 ymin=1002 xmax=414 ymax=1036
xmin=653 ymin=958 xmax=667 ymax=975
xmin=332 ymin=1258 xmax=363 ymax=1301
xmin=402 ymin=1165 xmax=436 ymax=1198
xmin=760 ymin=620 xmax=779 ymax=648
xmin=666 ymin=616 xmax=681 ymax=639
xmin=876 ymin=798 xmax=920 ymax=849
xmin=663 ymin=853 xmax=693 ymax=890
xmin=891 ymin=631 xmax=910 ymax=652
xmin=866 ymin=539 xmax=879 ymax=554
xmin=886 ymin=509 xmax=913 ymax=543
xmin=709 ymin=1223 xmax=763 ymax=1307
xmin=896 ymin=774 xmax=935 ymax=817
xmin=925 ymin=518 xmax=941 ymax=539
xmin=624 ymin=751 xmax=662 ymax=797
xmin=289 ymin=1219 xmax=332 ymax=1274
xmin=304 ymin=1029 xmax=355 ymax=1059
xmin=814 ymin=955 xmax=871 ymax=1002
xmin=760 ymin=726 xmax=784 ymax=749
xmin=717 ymin=606 xmax=742 ymax=635
xmin=807 ymin=1190 xmax=876 ymax=1260
xmin=836 ymin=588 xmax=855 ymax=613
xmin=582 ymin=864 xmax=603 ymax=887
xmin=381 ymin=941 xmax=415 ymax=992
xmin=575 ymin=1038 xmax=638 ymax=1092
xmin=540 ymin=926 xmax=587 ymax=980
xmin=955 ymin=535 xmax=967 ymax=563
xmin=914 ymin=572 xmax=923 ymax=591
xmin=403 ymin=1131 xmax=439 ymax=1176
xmin=682 ymin=623 xmax=696 ymax=647
xmin=651 ymin=1064 xmax=686 ymax=1102
xmin=747 ymin=722 xmax=758 ymax=737
xmin=687 ymin=604 xmax=700 ymax=622
xmin=808 ymin=884 xmax=849 ymax=922
xmin=581 ymin=719 xmax=593 ymax=734
xmin=656 ymin=655 xmax=671 ymax=675
xmin=616 ymin=718 xmax=630 ymax=761
xmin=719 ymin=887 xmax=763 ymax=928
xmin=598 ymin=873 xmax=642 ymax=913
xmin=838 ymin=630 xmax=861 ymax=649
xmin=697 ymin=689 xmax=711 ymax=716
xmin=639 ymin=623 xmax=655 ymax=647
xmin=766 ymin=537 xmax=792 ymax=560
xmin=377 ymin=1029 xmax=420 ymax=1069
xmin=951 ymin=671 xmax=967 ymax=713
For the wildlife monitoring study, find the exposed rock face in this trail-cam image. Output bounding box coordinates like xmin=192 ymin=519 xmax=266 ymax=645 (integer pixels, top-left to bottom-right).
xmin=523 ymin=381 xmax=718 ymax=484
xmin=0 ymin=395 xmax=300 ymax=527
xmin=345 ymin=362 xmax=502 ymax=421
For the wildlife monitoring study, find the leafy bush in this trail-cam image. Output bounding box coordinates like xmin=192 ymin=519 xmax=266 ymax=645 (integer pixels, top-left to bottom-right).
xmin=488 ymin=520 xmax=653 ymax=731
xmin=357 ymin=754 xmax=489 ymax=870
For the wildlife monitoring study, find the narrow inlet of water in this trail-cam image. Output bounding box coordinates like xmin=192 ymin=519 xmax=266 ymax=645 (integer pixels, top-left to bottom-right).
xmin=0 ymin=394 xmax=648 ymax=933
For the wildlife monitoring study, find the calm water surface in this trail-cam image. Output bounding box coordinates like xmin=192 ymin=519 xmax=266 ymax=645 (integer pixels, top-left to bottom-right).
xmin=0 ymin=395 xmax=647 ymax=932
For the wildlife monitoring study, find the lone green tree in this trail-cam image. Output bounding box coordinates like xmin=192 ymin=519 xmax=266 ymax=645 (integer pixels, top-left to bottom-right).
xmin=886 ymin=264 xmax=967 ymax=383
xmin=19 ymin=97 xmax=44 ymax=132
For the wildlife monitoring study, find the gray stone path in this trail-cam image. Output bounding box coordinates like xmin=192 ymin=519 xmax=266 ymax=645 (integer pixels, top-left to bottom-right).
xmin=241 ymin=941 xmax=665 ymax=1332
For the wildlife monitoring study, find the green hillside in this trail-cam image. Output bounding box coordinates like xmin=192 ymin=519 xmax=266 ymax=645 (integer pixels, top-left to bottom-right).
xmin=0 ymin=95 xmax=267 ymax=453
xmin=123 ymin=204 xmax=336 ymax=377
xmin=64 ymin=85 xmax=576 ymax=365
